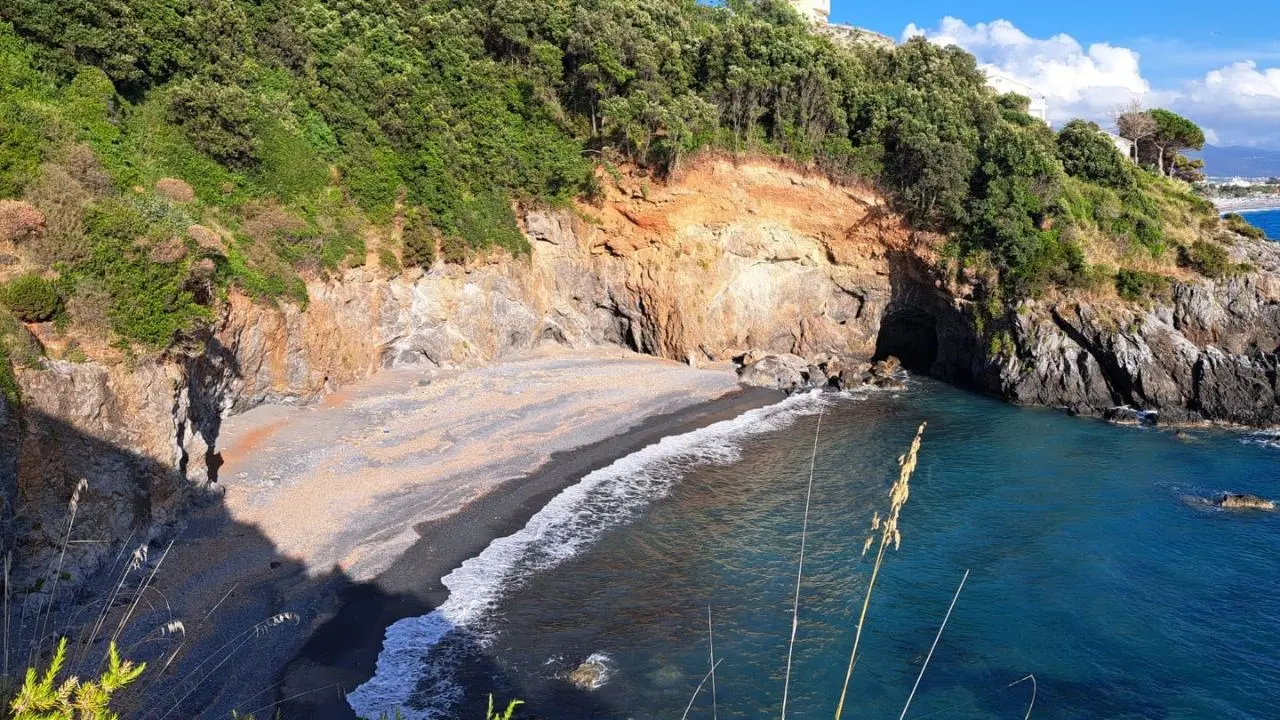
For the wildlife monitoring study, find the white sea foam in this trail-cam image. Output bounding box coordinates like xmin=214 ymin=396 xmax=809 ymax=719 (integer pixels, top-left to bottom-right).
xmin=1244 ymin=430 xmax=1280 ymax=449
xmin=346 ymin=391 xmax=825 ymax=719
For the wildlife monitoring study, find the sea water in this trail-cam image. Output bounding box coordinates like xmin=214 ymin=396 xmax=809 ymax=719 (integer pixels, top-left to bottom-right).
xmin=1238 ymin=208 xmax=1280 ymax=239
xmin=352 ymin=379 xmax=1280 ymax=720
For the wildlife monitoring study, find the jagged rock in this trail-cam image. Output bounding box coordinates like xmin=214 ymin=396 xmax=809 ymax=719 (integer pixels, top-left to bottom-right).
xmin=876 ymin=377 xmax=908 ymax=391
xmin=1103 ymin=406 xmax=1159 ymax=426
xmin=1216 ymin=493 xmax=1276 ymax=510
xmin=871 ymin=356 xmax=901 ymax=377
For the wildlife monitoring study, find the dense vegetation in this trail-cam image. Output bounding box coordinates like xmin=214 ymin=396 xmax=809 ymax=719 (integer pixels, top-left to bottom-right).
xmin=0 ymin=0 xmax=1231 ymax=363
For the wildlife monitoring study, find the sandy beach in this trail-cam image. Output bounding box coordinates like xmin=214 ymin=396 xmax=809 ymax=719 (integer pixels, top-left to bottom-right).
xmin=1212 ymin=195 xmax=1280 ymax=213
xmin=135 ymin=347 xmax=779 ymax=717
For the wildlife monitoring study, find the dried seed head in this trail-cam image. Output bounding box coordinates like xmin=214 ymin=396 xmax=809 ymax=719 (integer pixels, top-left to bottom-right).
xmin=68 ymin=479 xmax=88 ymax=515
xmin=128 ymin=545 xmax=149 ymax=572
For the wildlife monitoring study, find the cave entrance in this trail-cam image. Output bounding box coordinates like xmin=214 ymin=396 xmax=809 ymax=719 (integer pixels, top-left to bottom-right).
xmin=874 ymin=308 xmax=939 ymax=375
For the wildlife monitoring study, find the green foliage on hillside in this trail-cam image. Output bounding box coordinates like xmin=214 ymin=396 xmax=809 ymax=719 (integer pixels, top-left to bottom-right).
xmin=1224 ymin=212 xmax=1267 ymax=240
xmin=0 ymin=0 xmax=1236 ymax=352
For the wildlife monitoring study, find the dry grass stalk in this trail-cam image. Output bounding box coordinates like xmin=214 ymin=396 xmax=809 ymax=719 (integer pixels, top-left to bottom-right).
xmin=147 ymin=611 xmax=300 ymax=720
xmin=1010 ymin=674 xmax=1037 ymax=719
xmin=834 ymin=421 xmax=927 ymax=720
xmin=781 ymin=407 xmax=824 ymax=720
xmin=29 ymin=479 xmax=88 ymax=671
xmin=707 ymin=605 xmax=718 ymax=720
xmin=681 ymin=657 xmax=724 ymax=720
xmin=899 ymin=569 xmax=969 ymax=719
xmin=3 ymin=552 xmax=10 ymax=691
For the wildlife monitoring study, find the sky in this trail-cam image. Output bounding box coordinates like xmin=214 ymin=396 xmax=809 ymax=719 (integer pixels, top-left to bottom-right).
xmin=828 ymin=1 xmax=1280 ymax=149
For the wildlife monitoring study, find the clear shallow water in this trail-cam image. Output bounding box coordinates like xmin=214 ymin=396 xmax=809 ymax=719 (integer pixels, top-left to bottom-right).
xmin=355 ymin=380 xmax=1280 ymax=720
xmin=1239 ymin=208 xmax=1280 ymax=239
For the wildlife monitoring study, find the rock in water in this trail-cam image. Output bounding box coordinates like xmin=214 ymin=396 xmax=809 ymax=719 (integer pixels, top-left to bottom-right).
xmin=1215 ymin=493 xmax=1276 ymax=510
xmin=566 ymin=654 xmax=612 ymax=690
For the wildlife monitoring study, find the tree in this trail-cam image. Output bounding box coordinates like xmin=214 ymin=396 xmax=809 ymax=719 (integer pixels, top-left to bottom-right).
xmin=1146 ymin=109 xmax=1205 ymax=177
xmin=1057 ymin=119 xmax=1134 ymax=189
xmin=1115 ymin=100 xmax=1157 ymax=158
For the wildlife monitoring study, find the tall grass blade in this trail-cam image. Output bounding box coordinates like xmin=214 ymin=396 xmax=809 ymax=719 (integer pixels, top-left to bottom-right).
xmin=781 ymin=407 xmax=823 ymax=720
xmin=899 ymin=568 xmax=969 ymax=719
xmin=3 ymin=552 xmax=9 ymax=689
xmin=1009 ymin=674 xmax=1037 ymax=719
xmin=708 ymin=604 xmax=718 ymax=720
xmin=681 ymin=657 xmax=724 ymax=720
xmin=30 ymin=479 xmax=87 ymax=670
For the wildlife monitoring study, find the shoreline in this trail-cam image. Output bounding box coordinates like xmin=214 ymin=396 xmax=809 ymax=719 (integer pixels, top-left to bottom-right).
xmin=276 ymin=384 xmax=785 ymax=718
xmin=131 ymin=347 xmax=782 ymax=718
xmin=1212 ymin=197 xmax=1280 ymax=214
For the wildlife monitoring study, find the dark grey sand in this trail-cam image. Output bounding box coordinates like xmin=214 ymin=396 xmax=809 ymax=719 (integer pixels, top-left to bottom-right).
xmin=133 ymin=348 xmax=780 ymax=718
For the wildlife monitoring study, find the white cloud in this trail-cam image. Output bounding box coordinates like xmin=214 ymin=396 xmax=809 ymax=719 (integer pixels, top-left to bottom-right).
xmin=902 ymin=18 xmax=1148 ymax=124
xmin=903 ymin=17 xmax=1280 ymax=148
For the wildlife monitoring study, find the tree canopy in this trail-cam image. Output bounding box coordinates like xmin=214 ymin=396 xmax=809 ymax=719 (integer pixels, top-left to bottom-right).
xmin=0 ymin=0 xmax=1226 ymax=350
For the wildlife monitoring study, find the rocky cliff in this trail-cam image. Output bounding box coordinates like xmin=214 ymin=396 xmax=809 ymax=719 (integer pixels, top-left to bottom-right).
xmin=3 ymin=157 xmax=1278 ymax=587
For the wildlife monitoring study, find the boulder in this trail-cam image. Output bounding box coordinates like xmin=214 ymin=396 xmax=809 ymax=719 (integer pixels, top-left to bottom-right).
xmin=738 ymin=353 xmax=810 ymax=392
xmin=1216 ymin=493 xmax=1276 ymax=510
xmin=836 ymin=362 xmax=873 ymax=390
xmin=1102 ymin=406 xmax=1158 ymax=427
xmin=566 ymin=655 xmax=610 ymax=690
xmin=871 ymin=356 xmax=901 ymax=378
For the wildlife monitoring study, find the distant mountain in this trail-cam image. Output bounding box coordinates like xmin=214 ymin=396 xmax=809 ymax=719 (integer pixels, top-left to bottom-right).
xmin=1193 ymin=145 xmax=1280 ymax=180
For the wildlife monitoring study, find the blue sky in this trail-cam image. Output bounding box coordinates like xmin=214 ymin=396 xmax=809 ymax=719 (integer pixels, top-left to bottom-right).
xmin=830 ymin=1 xmax=1280 ymax=147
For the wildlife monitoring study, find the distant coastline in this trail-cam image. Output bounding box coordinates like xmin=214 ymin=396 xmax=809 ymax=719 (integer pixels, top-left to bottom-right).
xmin=1212 ymin=196 xmax=1280 ymax=214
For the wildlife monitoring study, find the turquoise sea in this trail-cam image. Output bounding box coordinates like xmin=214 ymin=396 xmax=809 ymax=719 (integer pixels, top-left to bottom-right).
xmin=351 ymin=379 xmax=1280 ymax=719
xmin=1239 ymin=208 xmax=1280 ymax=239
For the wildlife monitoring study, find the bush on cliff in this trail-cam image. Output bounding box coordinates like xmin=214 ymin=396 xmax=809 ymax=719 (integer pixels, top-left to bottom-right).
xmin=1057 ymin=120 xmax=1136 ymax=190
xmin=0 ymin=273 xmax=59 ymax=322
xmin=1223 ymin=213 xmax=1266 ymax=240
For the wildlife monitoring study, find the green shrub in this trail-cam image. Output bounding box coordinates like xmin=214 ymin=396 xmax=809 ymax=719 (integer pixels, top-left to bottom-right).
xmin=73 ymin=198 xmax=210 ymax=346
xmin=441 ymin=234 xmax=468 ymax=265
xmin=1057 ymin=120 xmax=1135 ymax=190
xmin=402 ymin=209 xmax=437 ymax=269
xmin=1116 ymin=269 xmax=1173 ymax=304
xmin=0 ymin=273 xmax=59 ymax=321
xmin=378 ymin=245 xmax=401 ymax=273
xmin=167 ymin=78 xmax=262 ymax=169
xmin=1223 ymin=213 xmax=1266 ymax=240
xmin=1179 ymin=240 xmax=1245 ymax=279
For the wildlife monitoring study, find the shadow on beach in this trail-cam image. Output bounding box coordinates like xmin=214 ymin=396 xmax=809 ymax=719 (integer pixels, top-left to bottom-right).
xmin=0 ymin=406 xmax=624 ymax=719
xmin=2 ymin=380 xmax=779 ymax=718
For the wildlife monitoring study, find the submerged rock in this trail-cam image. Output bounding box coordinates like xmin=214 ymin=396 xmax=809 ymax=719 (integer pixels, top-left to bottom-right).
xmin=1215 ymin=493 xmax=1276 ymax=510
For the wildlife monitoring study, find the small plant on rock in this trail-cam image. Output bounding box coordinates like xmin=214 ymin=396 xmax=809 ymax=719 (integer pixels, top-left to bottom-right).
xmin=8 ymin=638 xmax=145 ymax=720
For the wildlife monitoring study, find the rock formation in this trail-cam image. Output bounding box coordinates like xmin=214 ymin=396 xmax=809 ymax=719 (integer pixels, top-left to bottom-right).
xmin=1215 ymin=493 xmax=1276 ymax=510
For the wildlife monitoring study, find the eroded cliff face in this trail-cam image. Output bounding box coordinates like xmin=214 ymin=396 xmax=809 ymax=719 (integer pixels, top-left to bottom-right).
xmin=3 ymin=158 xmax=1278 ymax=587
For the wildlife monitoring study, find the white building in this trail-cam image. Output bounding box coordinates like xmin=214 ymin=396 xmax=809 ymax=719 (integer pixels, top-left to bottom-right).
xmin=1104 ymin=131 xmax=1138 ymax=163
xmin=789 ymin=0 xmax=831 ymax=24
xmin=985 ymin=72 xmax=1049 ymax=124
xmin=788 ymin=0 xmax=897 ymax=50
